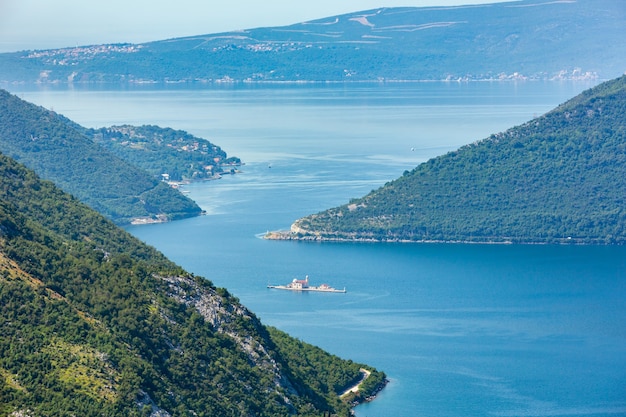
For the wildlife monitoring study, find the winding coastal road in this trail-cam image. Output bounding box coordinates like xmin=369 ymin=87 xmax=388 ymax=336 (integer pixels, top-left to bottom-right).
xmin=340 ymin=368 xmax=371 ymax=398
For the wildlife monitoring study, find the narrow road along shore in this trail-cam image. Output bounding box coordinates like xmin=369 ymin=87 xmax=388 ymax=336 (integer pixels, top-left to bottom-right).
xmin=340 ymin=368 xmax=371 ymax=398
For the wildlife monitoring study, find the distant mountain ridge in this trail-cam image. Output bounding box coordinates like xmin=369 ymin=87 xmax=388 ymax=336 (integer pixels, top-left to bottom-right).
xmin=0 ymin=0 xmax=624 ymax=84
xmin=269 ymin=75 xmax=626 ymax=244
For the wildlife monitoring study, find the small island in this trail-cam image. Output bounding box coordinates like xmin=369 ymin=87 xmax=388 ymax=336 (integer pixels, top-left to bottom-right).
xmin=267 ymin=275 xmax=346 ymax=293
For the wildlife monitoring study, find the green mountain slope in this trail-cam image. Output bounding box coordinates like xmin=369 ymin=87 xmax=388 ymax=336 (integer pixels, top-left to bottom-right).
xmin=276 ymin=76 xmax=626 ymax=245
xmin=0 ymin=89 xmax=203 ymax=224
xmin=0 ymin=0 xmax=624 ymax=84
xmin=0 ymin=153 xmax=386 ymax=416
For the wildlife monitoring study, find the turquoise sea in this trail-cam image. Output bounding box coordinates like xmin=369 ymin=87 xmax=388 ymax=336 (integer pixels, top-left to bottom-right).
xmin=12 ymin=82 xmax=626 ymax=416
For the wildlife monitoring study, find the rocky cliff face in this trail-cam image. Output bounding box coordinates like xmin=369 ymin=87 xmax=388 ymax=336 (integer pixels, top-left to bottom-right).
xmin=160 ymin=274 xmax=299 ymax=401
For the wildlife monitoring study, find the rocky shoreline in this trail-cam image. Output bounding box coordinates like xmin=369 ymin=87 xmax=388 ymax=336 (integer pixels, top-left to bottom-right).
xmin=264 ymin=229 xmax=604 ymax=245
xmin=345 ymin=377 xmax=390 ymax=415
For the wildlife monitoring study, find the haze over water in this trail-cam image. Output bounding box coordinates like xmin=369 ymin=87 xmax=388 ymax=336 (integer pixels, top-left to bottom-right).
xmin=13 ymin=82 xmax=626 ymax=416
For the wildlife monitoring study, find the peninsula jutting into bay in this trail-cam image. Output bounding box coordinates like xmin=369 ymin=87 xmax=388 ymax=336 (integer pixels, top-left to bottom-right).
xmin=267 ymin=76 xmax=626 ymax=245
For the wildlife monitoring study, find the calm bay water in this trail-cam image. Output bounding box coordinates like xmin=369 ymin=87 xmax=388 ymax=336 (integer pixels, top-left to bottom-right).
xmin=11 ymin=82 xmax=626 ymax=416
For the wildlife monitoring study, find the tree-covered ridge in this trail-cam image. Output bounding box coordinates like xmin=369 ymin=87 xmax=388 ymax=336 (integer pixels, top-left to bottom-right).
xmin=0 ymin=0 xmax=623 ymax=84
xmin=284 ymin=76 xmax=626 ymax=245
xmin=87 ymin=125 xmax=241 ymax=181
xmin=0 ymin=89 xmax=203 ymax=224
xmin=0 ymin=152 xmax=385 ymax=416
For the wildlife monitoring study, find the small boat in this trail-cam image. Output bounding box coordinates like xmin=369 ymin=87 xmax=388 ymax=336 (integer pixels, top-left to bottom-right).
xmin=267 ymin=275 xmax=346 ymax=293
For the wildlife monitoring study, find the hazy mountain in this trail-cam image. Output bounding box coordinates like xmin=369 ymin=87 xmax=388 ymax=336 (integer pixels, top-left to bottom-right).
xmin=0 ymin=151 xmax=386 ymax=416
xmin=1 ymin=0 xmax=624 ymax=84
xmin=0 ymin=89 xmax=204 ymax=224
xmin=269 ymin=75 xmax=626 ymax=244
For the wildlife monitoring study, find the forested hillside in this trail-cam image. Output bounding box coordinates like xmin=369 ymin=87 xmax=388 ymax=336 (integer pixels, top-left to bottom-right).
xmin=0 ymin=0 xmax=623 ymax=84
xmin=279 ymin=76 xmax=626 ymax=244
xmin=87 ymin=125 xmax=241 ymax=181
xmin=0 ymin=152 xmax=386 ymax=416
xmin=0 ymin=89 xmax=203 ymax=224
